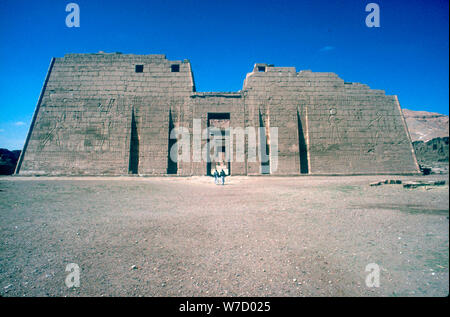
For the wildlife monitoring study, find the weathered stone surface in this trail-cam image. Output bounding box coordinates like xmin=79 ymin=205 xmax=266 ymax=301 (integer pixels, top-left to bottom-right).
xmin=16 ymin=54 xmax=420 ymax=176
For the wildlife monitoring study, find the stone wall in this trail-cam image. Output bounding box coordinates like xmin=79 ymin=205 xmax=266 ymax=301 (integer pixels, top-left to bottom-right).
xmin=17 ymin=53 xmax=193 ymax=175
xmin=16 ymin=53 xmax=420 ymax=176
xmin=243 ymin=65 xmax=420 ymax=175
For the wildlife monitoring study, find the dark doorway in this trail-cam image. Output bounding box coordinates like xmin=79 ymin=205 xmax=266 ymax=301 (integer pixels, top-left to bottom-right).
xmin=167 ymin=109 xmax=178 ymax=174
xmin=297 ymin=109 xmax=309 ymax=174
xmin=207 ymin=113 xmax=230 ymax=176
xmin=128 ymin=108 xmax=139 ymax=174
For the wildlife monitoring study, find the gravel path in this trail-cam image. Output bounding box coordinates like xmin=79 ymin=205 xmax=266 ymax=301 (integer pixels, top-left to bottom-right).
xmin=0 ymin=175 xmax=448 ymax=296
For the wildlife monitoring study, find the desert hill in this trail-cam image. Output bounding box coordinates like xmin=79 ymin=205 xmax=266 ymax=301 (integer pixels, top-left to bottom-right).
xmin=402 ymin=109 xmax=449 ymax=142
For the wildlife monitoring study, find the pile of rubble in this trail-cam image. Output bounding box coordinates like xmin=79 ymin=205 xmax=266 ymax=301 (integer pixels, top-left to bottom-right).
xmin=370 ymin=179 xmax=446 ymax=188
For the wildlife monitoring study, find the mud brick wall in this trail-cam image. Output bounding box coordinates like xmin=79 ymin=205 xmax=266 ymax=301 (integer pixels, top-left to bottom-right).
xmin=17 ymin=53 xmax=419 ymax=176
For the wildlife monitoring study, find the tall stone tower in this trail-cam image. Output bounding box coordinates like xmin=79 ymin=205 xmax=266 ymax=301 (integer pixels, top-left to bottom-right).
xmin=15 ymin=53 xmax=420 ymax=176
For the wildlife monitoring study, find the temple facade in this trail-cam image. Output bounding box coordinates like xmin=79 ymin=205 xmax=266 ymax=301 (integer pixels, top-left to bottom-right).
xmin=16 ymin=53 xmax=420 ymax=176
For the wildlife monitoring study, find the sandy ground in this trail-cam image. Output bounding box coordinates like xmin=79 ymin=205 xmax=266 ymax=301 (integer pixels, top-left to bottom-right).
xmin=0 ymin=174 xmax=448 ymax=297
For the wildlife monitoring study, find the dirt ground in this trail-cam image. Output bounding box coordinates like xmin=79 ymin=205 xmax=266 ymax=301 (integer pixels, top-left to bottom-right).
xmin=0 ymin=174 xmax=448 ymax=297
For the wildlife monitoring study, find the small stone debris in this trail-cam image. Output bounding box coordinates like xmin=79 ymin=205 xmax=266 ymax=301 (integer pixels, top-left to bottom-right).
xmin=420 ymin=167 xmax=432 ymax=175
xmin=403 ymin=180 xmax=446 ymax=188
xmin=131 ymin=265 xmax=138 ymax=270
xmin=371 ymin=179 xmax=446 ymax=188
xmin=370 ymin=179 xmax=402 ymax=186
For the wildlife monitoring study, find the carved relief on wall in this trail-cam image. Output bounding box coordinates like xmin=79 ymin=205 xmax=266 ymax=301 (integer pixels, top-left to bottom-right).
xmin=367 ymin=110 xmax=385 ymax=129
xmin=97 ymin=98 xmax=116 ymax=113
xmin=37 ymin=111 xmax=66 ymax=152
xmin=327 ymin=107 xmax=342 ymax=146
xmin=83 ymin=121 xmax=113 ymax=152
xmin=83 ymin=98 xmax=116 ymax=152
xmin=364 ymin=110 xmax=386 ymax=157
xmin=99 ymin=119 xmax=113 ymax=151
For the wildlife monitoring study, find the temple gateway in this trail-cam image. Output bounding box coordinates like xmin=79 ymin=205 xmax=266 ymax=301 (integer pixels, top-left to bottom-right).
xmin=16 ymin=53 xmax=420 ymax=176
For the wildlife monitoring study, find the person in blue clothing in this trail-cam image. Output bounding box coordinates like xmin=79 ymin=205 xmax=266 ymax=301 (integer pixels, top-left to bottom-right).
xmin=213 ymin=169 xmax=219 ymax=185
xmin=220 ymin=169 xmax=226 ymax=185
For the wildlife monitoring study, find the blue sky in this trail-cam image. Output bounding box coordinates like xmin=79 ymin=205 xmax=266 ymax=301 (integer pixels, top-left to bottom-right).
xmin=0 ymin=0 xmax=448 ymax=150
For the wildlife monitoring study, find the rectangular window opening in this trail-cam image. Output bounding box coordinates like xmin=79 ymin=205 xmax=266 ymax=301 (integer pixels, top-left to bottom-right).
xmin=171 ymin=64 xmax=180 ymax=72
xmin=135 ymin=65 xmax=144 ymax=73
xmin=258 ymin=66 xmax=266 ymax=72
